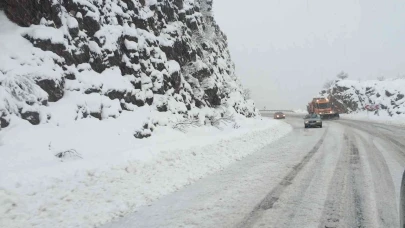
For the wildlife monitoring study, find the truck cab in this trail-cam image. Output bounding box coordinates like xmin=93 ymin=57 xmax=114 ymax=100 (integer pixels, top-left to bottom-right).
xmin=308 ymin=98 xmax=339 ymax=119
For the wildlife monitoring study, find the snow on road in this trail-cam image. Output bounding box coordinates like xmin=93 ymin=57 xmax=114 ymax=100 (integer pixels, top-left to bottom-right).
xmin=103 ymin=114 xmax=405 ymax=228
xmin=341 ymin=112 xmax=405 ymax=127
xmin=0 ymin=114 xmax=291 ymax=228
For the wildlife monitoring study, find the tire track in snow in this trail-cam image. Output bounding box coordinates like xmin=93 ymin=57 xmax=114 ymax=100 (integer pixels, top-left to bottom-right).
xmin=318 ymin=133 xmax=350 ymax=228
xmin=319 ymin=130 xmax=387 ymax=228
xmin=236 ymin=127 xmax=329 ymax=228
xmin=349 ymin=139 xmax=367 ymax=228
xmin=356 ymin=132 xmax=398 ymax=227
xmin=338 ymin=120 xmax=405 ymax=155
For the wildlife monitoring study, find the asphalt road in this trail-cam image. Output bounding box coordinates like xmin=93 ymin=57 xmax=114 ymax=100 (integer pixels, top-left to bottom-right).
xmin=101 ymin=113 xmax=405 ymax=228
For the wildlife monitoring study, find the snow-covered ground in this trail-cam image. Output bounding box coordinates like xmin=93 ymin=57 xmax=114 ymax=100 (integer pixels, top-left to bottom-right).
xmin=0 ymin=111 xmax=291 ymax=228
xmin=341 ymin=112 xmax=405 ymax=127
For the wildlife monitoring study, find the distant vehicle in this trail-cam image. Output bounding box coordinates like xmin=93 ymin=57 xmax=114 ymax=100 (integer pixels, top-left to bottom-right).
xmin=274 ymin=112 xmax=286 ymax=119
xmin=307 ymin=97 xmax=339 ymax=119
xmin=304 ymin=113 xmax=322 ymax=128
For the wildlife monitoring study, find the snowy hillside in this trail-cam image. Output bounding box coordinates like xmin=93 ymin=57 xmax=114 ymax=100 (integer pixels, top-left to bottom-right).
xmin=321 ymin=78 xmax=405 ymax=117
xmin=0 ymin=0 xmax=257 ymax=131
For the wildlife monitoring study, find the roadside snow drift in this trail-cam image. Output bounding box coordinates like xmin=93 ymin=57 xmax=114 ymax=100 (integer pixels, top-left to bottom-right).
xmin=0 ymin=116 xmax=291 ymax=228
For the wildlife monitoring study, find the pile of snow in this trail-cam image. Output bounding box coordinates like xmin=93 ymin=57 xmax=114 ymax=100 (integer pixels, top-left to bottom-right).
xmin=0 ymin=113 xmax=291 ymax=228
xmin=322 ymin=78 xmax=405 ymax=117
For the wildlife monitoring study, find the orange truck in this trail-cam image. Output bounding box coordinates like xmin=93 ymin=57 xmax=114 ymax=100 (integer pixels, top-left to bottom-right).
xmin=307 ymin=98 xmax=339 ymax=119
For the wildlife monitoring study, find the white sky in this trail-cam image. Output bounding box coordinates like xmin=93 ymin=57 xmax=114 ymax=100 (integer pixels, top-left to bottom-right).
xmin=213 ymin=0 xmax=405 ymax=109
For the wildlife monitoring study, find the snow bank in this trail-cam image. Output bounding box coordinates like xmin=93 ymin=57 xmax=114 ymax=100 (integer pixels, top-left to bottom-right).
xmin=0 ymin=114 xmax=291 ymax=228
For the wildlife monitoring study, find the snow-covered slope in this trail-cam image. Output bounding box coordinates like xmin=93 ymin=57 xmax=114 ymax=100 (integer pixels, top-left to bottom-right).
xmin=321 ymin=78 xmax=405 ymax=117
xmin=0 ymin=0 xmax=257 ymax=131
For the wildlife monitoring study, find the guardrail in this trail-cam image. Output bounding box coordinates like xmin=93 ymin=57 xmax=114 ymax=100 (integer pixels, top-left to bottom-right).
xmin=259 ymin=110 xmax=295 ymax=113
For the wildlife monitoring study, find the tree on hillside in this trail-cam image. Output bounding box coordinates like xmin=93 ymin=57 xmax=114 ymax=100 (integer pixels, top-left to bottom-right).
xmin=377 ymin=76 xmax=385 ymax=81
xmin=243 ymin=89 xmax=251 ymax=100
xmin=323 ymin=80 xmax=334 ymax=89
xmin=337 ymin=71 xmax=349 ymax=80
xmin=397 ymin=74 xmax=405 ymax=79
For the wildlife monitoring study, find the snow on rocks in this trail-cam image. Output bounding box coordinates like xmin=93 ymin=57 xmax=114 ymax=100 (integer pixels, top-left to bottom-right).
xmin=321 ymin=78 xmax=405 ymax=117
xmin=0 ymin=0 xmax=258 ymax=129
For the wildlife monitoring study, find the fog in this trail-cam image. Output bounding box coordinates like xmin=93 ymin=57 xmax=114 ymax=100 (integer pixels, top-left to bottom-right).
xmin=213 ymin=0 xmax=405 ymax=110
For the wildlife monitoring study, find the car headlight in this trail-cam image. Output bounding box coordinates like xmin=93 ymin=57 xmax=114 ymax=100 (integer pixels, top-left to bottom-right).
xmin=276 ymin=115 xmax=279 ymax=117
xmin=316 ymin=120 xmax=321 ymax=122
xmin=305 ymin=121 xmax=309 ymax=123
xmin=330 ymin=111 xmax=333 ymax=114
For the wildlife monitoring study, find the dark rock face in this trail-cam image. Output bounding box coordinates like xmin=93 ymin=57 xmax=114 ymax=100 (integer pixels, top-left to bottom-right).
xmin=90 ymin=112 xmax=102 ymax=120
xmin=204 ymin=87 xmax=221 ymax=106
xmin=1 ymin=0 xmax=258 ymax=128
xmin=3 ymin=0 xmax=52 ymax=27
xmin=0 ymin=114 xmax=10 ymax=129
xmin=36 ymin=79 xmax=65 ymax=102
xmin=82 ymin=15 xmax=101 ymax=36
xmin=21 ymin=111 xmax=40 ymax=125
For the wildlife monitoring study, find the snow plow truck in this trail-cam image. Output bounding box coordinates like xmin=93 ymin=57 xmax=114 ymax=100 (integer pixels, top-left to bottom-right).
xmin=307 ymin=98 xmax=339 ymax=119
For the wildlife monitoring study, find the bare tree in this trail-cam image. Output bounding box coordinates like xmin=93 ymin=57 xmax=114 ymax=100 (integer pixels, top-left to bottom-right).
xmin=337 ymin=71 xmax=349 ymax=80
xmin=377 ymin=76 xmax=385 ymax=81
xmin=243 ymin=88 xmax=251 ymax=100
xmin=172 ymin=118 xmax=202 ymax=133
xmin=397 ymin=74 xmax=405 ymax=79
xmin=323 ymin=80 xmax=334 ymax=89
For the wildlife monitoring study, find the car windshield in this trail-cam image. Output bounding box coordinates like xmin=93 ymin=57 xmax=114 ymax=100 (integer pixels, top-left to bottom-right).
xmin=305 ymin=114 xmax=318 ymax=119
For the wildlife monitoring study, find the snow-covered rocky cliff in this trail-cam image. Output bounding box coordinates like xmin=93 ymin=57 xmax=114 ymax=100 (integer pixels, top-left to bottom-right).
xmin=0 ymin=0 xmax=258 ymax=133
xmin=321 ymin=78 xmax=405 ymax=117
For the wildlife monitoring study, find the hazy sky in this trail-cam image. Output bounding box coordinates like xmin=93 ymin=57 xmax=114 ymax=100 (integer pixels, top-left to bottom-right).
xmin=213 ymin=0 xmax=405 ymax=110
